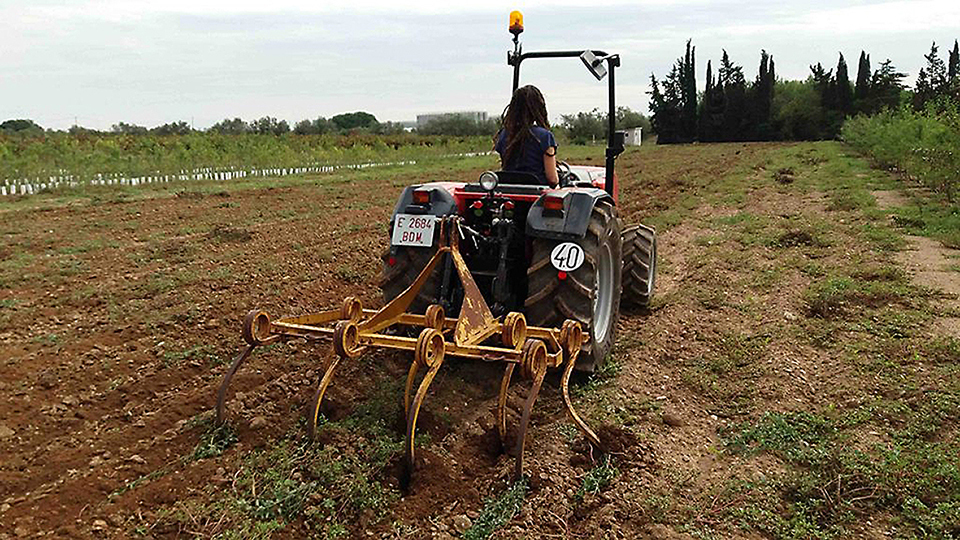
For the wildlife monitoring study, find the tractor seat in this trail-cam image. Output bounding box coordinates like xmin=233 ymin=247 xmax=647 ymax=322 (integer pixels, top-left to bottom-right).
xmin=495 ymin=170 xmax=544 ymax=186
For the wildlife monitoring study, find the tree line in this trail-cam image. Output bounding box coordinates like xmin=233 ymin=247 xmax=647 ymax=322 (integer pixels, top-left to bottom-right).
xmin=650 ymin=39 xmax=959 ymax=144
xmin=0 ymin=112 xmax=409 ymax=138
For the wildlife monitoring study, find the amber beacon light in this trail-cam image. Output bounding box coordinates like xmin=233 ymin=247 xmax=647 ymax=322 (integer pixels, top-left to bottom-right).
xmin=509 ymin=10 xmax=524 ymax=35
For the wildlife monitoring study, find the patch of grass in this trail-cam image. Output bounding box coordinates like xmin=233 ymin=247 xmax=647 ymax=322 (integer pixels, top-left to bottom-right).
xmin=162 ymin=344 xmax=220 ymax=368
xmin=110 ymin=468 xmax=172 ymax=501
xmin=334 ymin=264 xmax=366 ymax=284
xmin=141 ymin=268 xmax=200 ymax=296
xmin=713 ymin=212 xmax=762 ymax=227
xmin=827 ymin=187 xmax=875 ymax=211
xmin=194 ymin=422 xmax=238 ymax=460
xmin=769 ymin=228 xmax=829 ymax=249
xmin=890 ymin=202 xmax=960 ymax=249
xmin=920 ymin=337 xmax=960 ymax=363
xmin=800 ymin=261 xmax=826 ymax=277
xmin=859 ymin=222 xmax=906 ymax=251
xmin=722 ymin=405 xmax=960 ymax=539
xmin=693 ymin=233 xmax=724 ymax=247
xmin=684 ymin=333 xmax=766 ymax=417
xmin=575 ymin=456 xmax=619 ymax=502
xmin=694 ymin=287 xmax=729 ymax=310
xmin=725 ymin=411 xmax=837 ymax=461
xmin=641 ymin=494 xmax=673 ymax=523
xmin=571 ymin=356 xmax=622 ymax=398
xmin=462 ymin=479 xmax=528 ymax=540
xmin=207 ymin=225 xmax=253 ymax=243
xmin=157 ymin=384 xmax=407 ymax=539
xmin=804 ymin=272 xmax=918 ymax=320
xmin=557 ymin=422 xmax=581 ymax=444
xmin=31 ymin=333 xmax=60 ymax=346
xmin=55 ymin=237 xmax=119 ymax=255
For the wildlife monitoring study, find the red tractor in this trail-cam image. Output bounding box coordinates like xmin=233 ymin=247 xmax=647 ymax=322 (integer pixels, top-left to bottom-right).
xmin=381 ymin=12 xmax=657 ymax=372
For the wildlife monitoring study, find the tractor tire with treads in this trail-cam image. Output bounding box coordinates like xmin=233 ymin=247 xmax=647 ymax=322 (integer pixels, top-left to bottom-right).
xmin=379 ymin=246 xmax=439 ymax=312
xmin=525 ymin=200 xmax=622 ymax=371
xmin=621 ymin=224 xmax=657 ymax=308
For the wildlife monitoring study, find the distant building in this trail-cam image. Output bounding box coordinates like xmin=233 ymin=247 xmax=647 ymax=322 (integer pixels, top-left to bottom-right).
xmin=624 ymin=127 xmax=642 ymax=146
xmin=416 ymin=111 xmax=489 ymax=129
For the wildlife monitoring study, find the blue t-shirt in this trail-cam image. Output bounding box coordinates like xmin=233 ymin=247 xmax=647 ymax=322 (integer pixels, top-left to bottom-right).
xmin=495 ymin=126 xmax=558 ymax=185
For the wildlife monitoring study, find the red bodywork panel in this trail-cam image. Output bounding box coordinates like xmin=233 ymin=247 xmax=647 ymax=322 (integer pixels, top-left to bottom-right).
xmin=429 ymin=166 xmax=616 ymax=214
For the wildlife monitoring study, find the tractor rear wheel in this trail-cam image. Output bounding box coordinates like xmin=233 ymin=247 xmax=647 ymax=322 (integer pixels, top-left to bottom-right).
xmin=379 ymin=246 xmax=439 ymax=312
xmin=525 ymin=201 xmax=622 ymax=371
xmin=621 ymin=224 xmax=657 ymax=308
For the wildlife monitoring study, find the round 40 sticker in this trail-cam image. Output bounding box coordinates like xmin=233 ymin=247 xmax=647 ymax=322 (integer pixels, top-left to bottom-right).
xmin=550 ymin=242 xmax=585 ymax=272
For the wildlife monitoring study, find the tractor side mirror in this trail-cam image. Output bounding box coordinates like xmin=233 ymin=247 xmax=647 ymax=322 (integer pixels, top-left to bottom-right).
xmin=580 ymin=50 xmax=607 ymax=81
xmin=612 ymin=131 xmax=626 ymax=156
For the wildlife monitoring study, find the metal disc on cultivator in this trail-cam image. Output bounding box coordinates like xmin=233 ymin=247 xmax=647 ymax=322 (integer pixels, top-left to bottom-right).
xmin=215 ymin=216 xmax=604 ymax=487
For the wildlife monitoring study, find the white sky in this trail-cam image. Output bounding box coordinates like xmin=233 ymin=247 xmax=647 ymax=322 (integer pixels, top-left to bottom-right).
xmin=1 ymin=0 xmax=958 ymax=130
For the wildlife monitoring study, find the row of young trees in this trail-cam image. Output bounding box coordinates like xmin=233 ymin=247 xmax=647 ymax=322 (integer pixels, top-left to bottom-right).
xmin=559 ymin=107 xmax=651 ymax=144
xmin=650 ymin=39 xmax=960 ymax=144
xmin=0 ymin=112 xmax=409 ymax=138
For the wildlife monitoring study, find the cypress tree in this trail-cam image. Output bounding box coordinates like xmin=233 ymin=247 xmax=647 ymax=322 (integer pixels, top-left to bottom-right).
xmin=769 ymin=55 xmax=776 ymax=88
xmin=752 ymin=50 xmax=774 ymax=140
xmin=648 ymin=68 xmax=683 ymax=144
xmin=868 ymin=59 xmax=906 ymax=114
xmin=698 ymin=60 xmax=713 ymax=142
xmin=810 ymin=63 xmax=834 ymax=108
xmin=835 ymin=53 xmax=854 ymax=114
xmin=914 ymin=42 xmax=948 ymax=109
xmin=948 ymin=39 xmax=959 ymax=80
xmin=855 ymin=51 xmax=871 ymax=106
xmin=768 ymin=55 xmax=776 ymax=136
xmin=680 ymin=39 xmax=698 ymax=143
xmin=720 ymin=50 xmax=748 ymax=141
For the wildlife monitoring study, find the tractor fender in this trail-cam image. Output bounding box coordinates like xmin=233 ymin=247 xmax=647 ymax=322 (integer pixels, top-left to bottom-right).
xmin=525 ymin=188 xmax=614 ymax=240
xmin=390 ymin=185 xmax=459 ymax=224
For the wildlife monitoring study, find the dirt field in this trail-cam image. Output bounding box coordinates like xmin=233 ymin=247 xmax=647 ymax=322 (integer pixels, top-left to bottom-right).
xmin=1 ymin=142 xmax=958 ymax=539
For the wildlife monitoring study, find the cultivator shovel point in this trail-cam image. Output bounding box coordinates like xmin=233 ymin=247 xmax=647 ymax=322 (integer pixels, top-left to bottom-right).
xmin=215 ymin=216 xmax=603 ymax=486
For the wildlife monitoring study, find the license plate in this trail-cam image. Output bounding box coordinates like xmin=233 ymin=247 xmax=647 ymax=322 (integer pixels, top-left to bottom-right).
xmin=391 ymin=214 xmax=437 ymax=247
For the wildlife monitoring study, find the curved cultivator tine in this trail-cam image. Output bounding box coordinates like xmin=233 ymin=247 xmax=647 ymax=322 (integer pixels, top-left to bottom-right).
xmin=559 ymin=320 xmax=604 ymax=452
xmin=400 ymin=328 xmax=446 ymax=490
xmin=309 ymin=317 xmax=366 ymax=440
xmin=215 ymin=344 xmax=257 ymax=425
xmin=307 ymin=355 xmax=342 ymax=441
xmin=496 ymin=363 xmax=517 ymax=453
xmin=512 ymin=339 xmax=549 ymax=478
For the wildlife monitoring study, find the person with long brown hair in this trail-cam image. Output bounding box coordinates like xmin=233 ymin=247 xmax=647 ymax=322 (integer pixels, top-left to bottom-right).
xmin=494 ymin=85 xmax=560 ymax=187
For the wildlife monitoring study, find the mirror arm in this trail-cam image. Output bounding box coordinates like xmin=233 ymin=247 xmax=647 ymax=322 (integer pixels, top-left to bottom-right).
xmin=605 ymin=55 xmax=621 ymax=200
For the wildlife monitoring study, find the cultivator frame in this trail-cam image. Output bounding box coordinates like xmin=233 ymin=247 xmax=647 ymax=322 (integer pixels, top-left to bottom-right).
xmin=216 ymin=216 xmax=603 ymax=486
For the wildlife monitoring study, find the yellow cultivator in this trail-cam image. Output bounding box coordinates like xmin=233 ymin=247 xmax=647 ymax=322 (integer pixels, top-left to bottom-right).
xmin=216 ymin=217 xmax=603 ymax=486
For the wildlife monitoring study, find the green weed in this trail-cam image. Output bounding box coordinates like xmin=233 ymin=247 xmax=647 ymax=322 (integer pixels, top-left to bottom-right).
xmin=462 ymin=480 xmax=528 ymax=540
xmin=571 ymin=356 xmax=622 ymax=398
xmin=575 ymin=456 xmax=619 ymax=502
xmin=194 ymin=422 xmax=238 ymax=460
xmin=804 ymin=273 xmax=916 ymax=319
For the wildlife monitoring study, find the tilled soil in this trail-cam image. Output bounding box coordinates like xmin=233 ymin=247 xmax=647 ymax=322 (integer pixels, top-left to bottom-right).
xmin=1 ymin=143 xmax=956 ymax=539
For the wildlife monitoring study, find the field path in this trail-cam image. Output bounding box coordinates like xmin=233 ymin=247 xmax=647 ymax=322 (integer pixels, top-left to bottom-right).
xmin=874 ymin=190 xmax=960 ymax=337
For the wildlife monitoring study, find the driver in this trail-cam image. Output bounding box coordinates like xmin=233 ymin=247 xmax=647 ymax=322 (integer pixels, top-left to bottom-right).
xmin=494 ymin=85 xmax=560 ymax=188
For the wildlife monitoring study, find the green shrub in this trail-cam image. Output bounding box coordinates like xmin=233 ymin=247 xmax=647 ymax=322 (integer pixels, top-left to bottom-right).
xmin=842 ymin=103 xmax=960 ymax=202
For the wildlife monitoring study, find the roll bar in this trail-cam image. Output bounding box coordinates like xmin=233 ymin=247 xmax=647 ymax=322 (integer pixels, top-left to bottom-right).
xmin=508 ymin=38 xmax=624 ymax=199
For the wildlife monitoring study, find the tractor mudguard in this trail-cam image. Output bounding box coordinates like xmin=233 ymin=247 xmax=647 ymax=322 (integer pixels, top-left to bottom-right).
xmin=391 ymin=185 xmax=459 ymax=224
xmin=525 ymin=188 xmax=613 ymax=240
